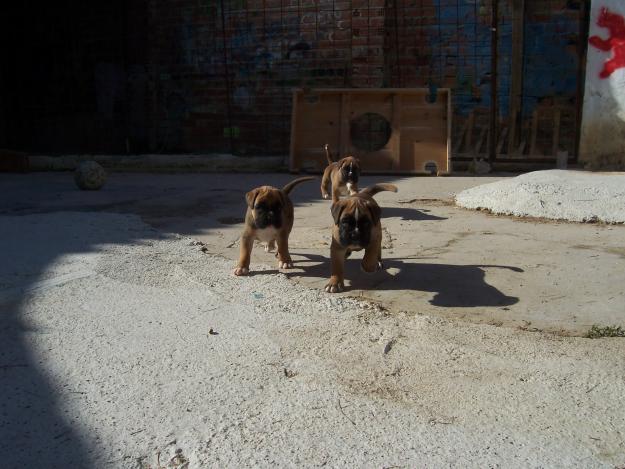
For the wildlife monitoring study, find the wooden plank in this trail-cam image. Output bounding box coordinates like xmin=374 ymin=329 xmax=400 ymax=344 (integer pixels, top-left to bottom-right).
xmin=508 ymin=0 xmax=525 ymax=156
xmin=390 ymin=93 xmax=402 ymax=170
xmin=474 ymin=127 xmax=487 ymax=155
xmin=292 ymin=88 xmax=431 ymax=95
xmin=552 ymin=108 xmax=561 ymax=157
xmin=488 ymin=0 xmax=499 ymax=163
xmin=452 ymin=119 xmax=469 ymax=154
xmin=446 ymin=89 xmax=452 ymax=172
xmin=497 ymin=127 xmax=509 ymax=155
xmin=574 ymin=0 xmax=587 ymax=160
xmin=465 ymin=111 xmax=475 ymax=149
xmin=529 ymin=109 xmax=539 ymax=156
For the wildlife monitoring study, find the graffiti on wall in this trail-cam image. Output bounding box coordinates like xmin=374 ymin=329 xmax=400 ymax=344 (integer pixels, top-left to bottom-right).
xmin=588 ymin=7 xmax=625 ymax=78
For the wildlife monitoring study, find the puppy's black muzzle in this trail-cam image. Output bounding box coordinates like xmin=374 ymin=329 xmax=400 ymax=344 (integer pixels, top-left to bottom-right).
xmin=254 ymin=205 xmax=282 ymax=229
xmin=341 ymin=166 xmax=359 ymax=184
xmin=338 ymin=215 xmax=371 ymax=248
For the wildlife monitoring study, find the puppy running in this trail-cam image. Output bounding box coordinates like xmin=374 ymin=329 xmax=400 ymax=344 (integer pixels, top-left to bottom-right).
xmin=325 ymin=183 xmax=398 ymax=293
xmin=320 ymin=144 xmax=361 ymax=202
xmin=233 ymin=176 xmax=315 ymax=276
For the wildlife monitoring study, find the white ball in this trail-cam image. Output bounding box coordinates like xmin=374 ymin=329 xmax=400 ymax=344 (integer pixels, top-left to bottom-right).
xmin=74 ymin=161 xmax=107 ymax=190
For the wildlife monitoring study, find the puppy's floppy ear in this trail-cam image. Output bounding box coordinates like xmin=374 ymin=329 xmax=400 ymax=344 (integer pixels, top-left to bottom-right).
xmin=245 ymin=188 xmax=260 ymax=208
xmin=365 ymin=200 xmax=381 ymax=226
xmin=331 ymin=201 xmax=345 ymax=225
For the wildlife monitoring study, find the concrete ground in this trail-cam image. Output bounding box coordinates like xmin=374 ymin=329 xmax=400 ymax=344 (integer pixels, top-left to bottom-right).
xmin=4 ymin=172 xmax=621 ymax=335
xmin=1 ymin=172 xmax=624 ymax=468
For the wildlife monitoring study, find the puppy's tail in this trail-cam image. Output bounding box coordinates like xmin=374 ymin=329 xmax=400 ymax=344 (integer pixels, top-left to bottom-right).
xmin=282 ymin=176 xmax=316 ymax=195
xmin=360 ymin=183 xmax=398 ymax=197
xmin=324 ymin=144 xmax=334 ymax=165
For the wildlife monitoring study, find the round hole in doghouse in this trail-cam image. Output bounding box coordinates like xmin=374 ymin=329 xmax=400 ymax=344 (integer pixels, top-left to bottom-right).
xmin=424 ymin=161 xmax=438 ymax=175
xmin=350 ymin=113 xmax=392 ymax=152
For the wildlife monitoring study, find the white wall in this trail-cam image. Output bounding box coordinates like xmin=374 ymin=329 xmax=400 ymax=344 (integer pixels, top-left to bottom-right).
xmin=579 ymin=0 xmax=625 ymax=169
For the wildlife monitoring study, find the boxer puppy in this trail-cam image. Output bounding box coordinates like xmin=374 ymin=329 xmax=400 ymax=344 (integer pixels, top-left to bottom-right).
xmin=233 ymin=176 xmax=315 ymax=276
xmin=320 ymin=144 xmax=361 ymax=202
xmin=325 ymin=183 xmax=398 ymax=293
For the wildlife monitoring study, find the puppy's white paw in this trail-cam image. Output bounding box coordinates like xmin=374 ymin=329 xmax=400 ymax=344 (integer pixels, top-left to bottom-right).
xmin=322 ymin=193 xmax=330 ymax=200
xmin=278 ymin=260 xmax=294 ymax=269
xmin=324 ymin=281 xmax=344 ymax=293
xmin=233 ymin=267 xmax=249 ymax=276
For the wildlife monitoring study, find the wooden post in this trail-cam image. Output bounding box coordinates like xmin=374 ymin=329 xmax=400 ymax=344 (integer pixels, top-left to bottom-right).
xmin=489 ymin=0 xmax=499 ymax=163
xmin=507 ymin=0 xmax=525 ymax=157
xmin=552 ymin=108 xmax=561 ymax=157
xmin=530 ymin=109 xmax=539 ymax=156
xmin=446 ymin=89 xmax=452 ymax=172
xmin=573 ymin=0 xmax=588 ymax=161
xmin=390 ymin=93 xmax=402 ymax=170
xmin=465 ymin=111 xmax=475 ymax=149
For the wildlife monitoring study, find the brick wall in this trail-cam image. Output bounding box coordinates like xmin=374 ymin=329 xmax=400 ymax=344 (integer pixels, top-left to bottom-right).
xmin=148 ymin=0 xmax=587 ymax=158
xmin=0 ymin=0 xmax=587 ymax=159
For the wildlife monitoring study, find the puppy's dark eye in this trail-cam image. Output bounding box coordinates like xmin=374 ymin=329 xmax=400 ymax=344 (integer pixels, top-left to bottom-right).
xmin=358 ymin=218 xmax=371 ymax=230
xmin=340 ymin=216 xmax=355 ymax=226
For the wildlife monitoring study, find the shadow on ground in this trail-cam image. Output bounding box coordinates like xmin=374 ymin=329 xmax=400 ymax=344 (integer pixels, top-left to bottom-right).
xmin=0 ymin=213 xmax=188 ymax=467
xmin=285 ymin=253 xmax=522 ymax=308
xmin=0 ymin=173 xmax=240 ymax=466
xmin=383 ymin=206 xmax=448 ymax=221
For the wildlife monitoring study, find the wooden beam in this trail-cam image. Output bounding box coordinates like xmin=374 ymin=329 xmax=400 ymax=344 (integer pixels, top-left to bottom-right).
xmin=446 ymin=89 xmax=453 ymax=173
xmin=530 ymin=109 xmax=539 ymax=156
xmin=475 ymin=127 xmax=487 ymax=155
xmin=465 ymin=111 xmax=475 ymax=149
xmin=489 ymin=0 xmax=499 ymax=162
xmin=453 ymin=119 xmax=469 ymax=155
xmin=390 ymin=93 xmax=402 ymax=170
xmin=508 ymin=0 xmax=525 ymax=156
xmin=497 ymin=127 xmax=509 ymax=155
xmin=453 ymin=119 xmax=469 ymax=154
xmin=552 ymin=108 xmax=561 ymax=157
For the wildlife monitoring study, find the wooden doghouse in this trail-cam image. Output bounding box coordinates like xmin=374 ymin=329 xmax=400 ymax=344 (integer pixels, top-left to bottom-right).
xmin=289 ymin=88 xmax=451 ymax=175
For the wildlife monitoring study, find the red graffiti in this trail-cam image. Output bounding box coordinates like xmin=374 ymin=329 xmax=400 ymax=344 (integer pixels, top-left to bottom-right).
xmin=588 ymin=7 xmax=625 ymax=79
